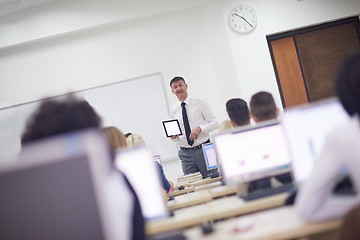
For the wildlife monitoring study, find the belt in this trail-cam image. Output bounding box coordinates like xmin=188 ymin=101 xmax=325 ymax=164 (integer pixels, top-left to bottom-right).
xmin=180 ymin=139 xmax=210 ymax=151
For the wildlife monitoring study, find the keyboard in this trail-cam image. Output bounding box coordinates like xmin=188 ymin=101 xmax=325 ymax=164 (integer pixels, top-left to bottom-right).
xmin=241 ymin=183 xmax=294 ymax=201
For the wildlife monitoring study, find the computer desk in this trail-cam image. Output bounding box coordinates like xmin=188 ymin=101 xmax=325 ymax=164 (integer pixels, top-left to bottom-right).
xmin=193 ymin=181 xmax=222 ymax=191
xmin=175 ymin=176 xmax=222 ymax=188
xmin=146 ymin=192 xmax=288 ymax=236
xmin=207 ymin=184 xmax=238 ymax=198
xmin=168 ymin=181 xmax=233 ymax=211
xmin=188 ymin=177 xmax=222 ymax=187
xmin=183 ymin=206 xmax=342 ymax=240
xmin=167 ymin=189 xmax=213 ymax=211
xmin=168 ymin=186 xmax=195 ymax=197
xmin=207 ymin=193 xmax=288 ymax=220
xmin=169 ymin=178 xmax=223 ymax=198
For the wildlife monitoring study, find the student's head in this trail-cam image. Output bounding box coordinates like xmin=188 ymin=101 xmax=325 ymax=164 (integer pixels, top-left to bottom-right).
xmin=21 ymin=95 xmax=101 ymax=144
xmin=226 ymin=98 xmax=250 ymax=127
xmin=170 ymin=76 xmax=188 ymax=102
xmin=125 ymin=133 xmax=145 ymax=148
xmin=103 ymin=126 xmax=127 ymax=152
xmin=250 ymin=91 xmax=278 ymax=122
xmin=336 ymin=51 xmax=360 ymax=116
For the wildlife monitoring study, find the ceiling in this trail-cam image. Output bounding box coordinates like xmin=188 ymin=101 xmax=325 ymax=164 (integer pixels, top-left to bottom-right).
xmin=0 ymin=0 xmax=210 ymax=18
xmin=0 ymin=0 xmax=58 ymax=16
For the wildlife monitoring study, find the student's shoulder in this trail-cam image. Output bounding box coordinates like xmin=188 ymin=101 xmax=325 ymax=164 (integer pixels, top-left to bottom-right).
xmin=330 ymin=116 xmax=359 ymax=141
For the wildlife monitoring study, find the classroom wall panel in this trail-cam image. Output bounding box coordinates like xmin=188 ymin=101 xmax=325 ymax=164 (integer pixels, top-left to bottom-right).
xmin=0 ymin=73 xmax=179 ymax=163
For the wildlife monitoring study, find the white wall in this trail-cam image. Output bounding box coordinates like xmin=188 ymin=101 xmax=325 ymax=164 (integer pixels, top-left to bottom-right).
xmin=0 ymin=0 xmax=359 ymax=181
xmin=221 ymin=0 xmax=360 ymax=112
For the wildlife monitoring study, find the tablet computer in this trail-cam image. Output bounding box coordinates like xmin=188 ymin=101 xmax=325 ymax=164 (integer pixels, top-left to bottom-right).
xmin=162 ymin=119 xmax=182 ymax=137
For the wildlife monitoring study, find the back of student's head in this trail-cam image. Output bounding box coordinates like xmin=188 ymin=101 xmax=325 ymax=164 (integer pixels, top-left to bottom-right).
xmin=103 ymin=126 xmax=127 ymax=155
xmin=336 ymin=51 xmax=360 ymax=116
xmin=21 ymin=95 xmax=101 ymax=144
xmin=250 ymin=91 xmax=277 ymax=122
xmin=226 ymin=98 xmax=250 ymax=127
xmin=125 ymin=133 xmax=145 ymax=148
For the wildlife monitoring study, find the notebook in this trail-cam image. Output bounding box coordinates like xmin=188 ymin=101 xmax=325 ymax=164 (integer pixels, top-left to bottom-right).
xmin=213 ymin=120 xmax=292 ymax=185
xmin=115 ymin=147 xmax=169 ymax=220
xmin=281 ymin=98 xmax=350 ymax=185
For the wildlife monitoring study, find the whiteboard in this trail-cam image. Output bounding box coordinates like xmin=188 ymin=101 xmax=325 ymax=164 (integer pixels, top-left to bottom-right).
xmin=0 ymin=73 xmax=178 ymax=162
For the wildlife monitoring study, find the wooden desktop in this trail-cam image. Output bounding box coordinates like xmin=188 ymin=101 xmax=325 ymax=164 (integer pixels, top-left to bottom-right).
xmin=147 ymin=191 xmax=289 ymax=235
xmin=183 ymin=206 xmax=342 ymax=240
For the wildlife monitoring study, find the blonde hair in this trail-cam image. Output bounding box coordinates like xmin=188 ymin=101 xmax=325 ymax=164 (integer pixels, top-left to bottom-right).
xmin=102 ymin=126 xmax=127 ymax=152
xmin=126 ymin=133 xmax=145 ymax=148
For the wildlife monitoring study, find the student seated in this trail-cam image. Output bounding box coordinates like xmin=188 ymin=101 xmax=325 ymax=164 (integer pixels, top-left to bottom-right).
xmin=250 ymin=91 xmax=292 ymax=186
xmin=295 ymin=51 xmax=360 ymax=222
xmin=249 ymin=91 xmax=279 ymax=122
xmin=225 ymin=98 xmax=254 ymax=192
xmin=21 ymin=96 xmax=145 ymax=240
xmin=125 ymin=133 xmax=174 ymax=192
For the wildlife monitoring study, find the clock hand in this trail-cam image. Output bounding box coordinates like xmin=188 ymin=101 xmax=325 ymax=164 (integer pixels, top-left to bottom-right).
xmin=233 ymin=13 xmax=254 ymax=28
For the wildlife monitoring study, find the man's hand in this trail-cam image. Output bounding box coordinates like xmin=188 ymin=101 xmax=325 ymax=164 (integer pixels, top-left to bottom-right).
xmin=189 ymin=127 xmax=202 ymax=141
xmin=170 ymin=135 xmax=179 ymax=140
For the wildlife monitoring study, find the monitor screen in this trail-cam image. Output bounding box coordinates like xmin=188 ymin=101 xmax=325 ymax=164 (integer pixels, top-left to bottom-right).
xmin=281 ymin=98 xmax=350 ymax=185
xmin=0 ymin=129 xmax=131 ymax=240
xmin=115 ymin=147 xmax=169 ymax=220
xmin=213 ymin=121 xmax=292 ymax=184
xmin=202 ymin=143 xmax=218 ymax=170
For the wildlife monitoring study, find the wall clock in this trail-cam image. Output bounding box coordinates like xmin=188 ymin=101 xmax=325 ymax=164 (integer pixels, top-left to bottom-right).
xmin=228 ymin=4 xmax=257 ymax=33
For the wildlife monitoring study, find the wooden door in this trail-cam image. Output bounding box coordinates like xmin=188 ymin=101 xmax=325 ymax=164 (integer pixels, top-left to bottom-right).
xmin=268 ymin=17 xmax=360 ymax=108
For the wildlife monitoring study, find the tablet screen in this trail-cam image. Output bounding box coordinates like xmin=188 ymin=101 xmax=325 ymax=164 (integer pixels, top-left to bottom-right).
xmin=162 ymin=119 xmax=182 ymax=137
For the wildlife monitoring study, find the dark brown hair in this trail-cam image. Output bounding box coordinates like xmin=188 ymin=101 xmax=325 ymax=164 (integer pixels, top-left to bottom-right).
xmin=250 ymin=91 xmax=277 ymax=121
xmin=21 ymin=95 xmax=101 ymax=144
xmin=336 ymin=51 xmax=360 ymax=116
xmin=226 ymin=98 xmax=250 ymax=126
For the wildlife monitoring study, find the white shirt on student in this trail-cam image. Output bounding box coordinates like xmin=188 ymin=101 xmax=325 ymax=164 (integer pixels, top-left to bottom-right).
xmin=295 ymin=115 xmax=360 ymax=222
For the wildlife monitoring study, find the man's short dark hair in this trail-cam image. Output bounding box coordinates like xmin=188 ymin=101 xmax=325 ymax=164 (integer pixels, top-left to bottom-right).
xmin=170 ymin=76 xmax=186 ymax=87
xmin=250 ymin=91 xmax=277 ymax=121
xmin=21 ymin=95 xmax=102 ymax=144
xmin=336 ymin=51 xmax=360 ymax=116
xmin=226 ymin=98 xmax=250 ymax=126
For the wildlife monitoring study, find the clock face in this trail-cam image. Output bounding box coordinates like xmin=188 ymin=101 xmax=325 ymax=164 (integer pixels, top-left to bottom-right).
xmin=228 ymin=4 xmax=257 ymax=33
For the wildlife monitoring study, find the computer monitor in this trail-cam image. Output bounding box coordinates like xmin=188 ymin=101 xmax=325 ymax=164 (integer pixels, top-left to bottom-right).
xmin=115 ymin=147 xmax=169 ymax=221
xmin=0 ymin=129 xmax=131 ymax=240
xmin=202 ymin=142 xmax=218 ymax=170
xmin=281 ymin=98 xmax=350 ymax=185
xmin=213 ymin=121 xmax=292 ymax=185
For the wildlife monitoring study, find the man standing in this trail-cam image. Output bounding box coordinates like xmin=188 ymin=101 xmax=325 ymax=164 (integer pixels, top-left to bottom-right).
xmin=169 ymin=76 xmax=218 ymax=178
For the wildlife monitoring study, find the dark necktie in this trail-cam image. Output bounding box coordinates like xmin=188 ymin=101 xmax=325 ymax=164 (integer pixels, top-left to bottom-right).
xmin=181 ymin=102 xmax=194 ymax=146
